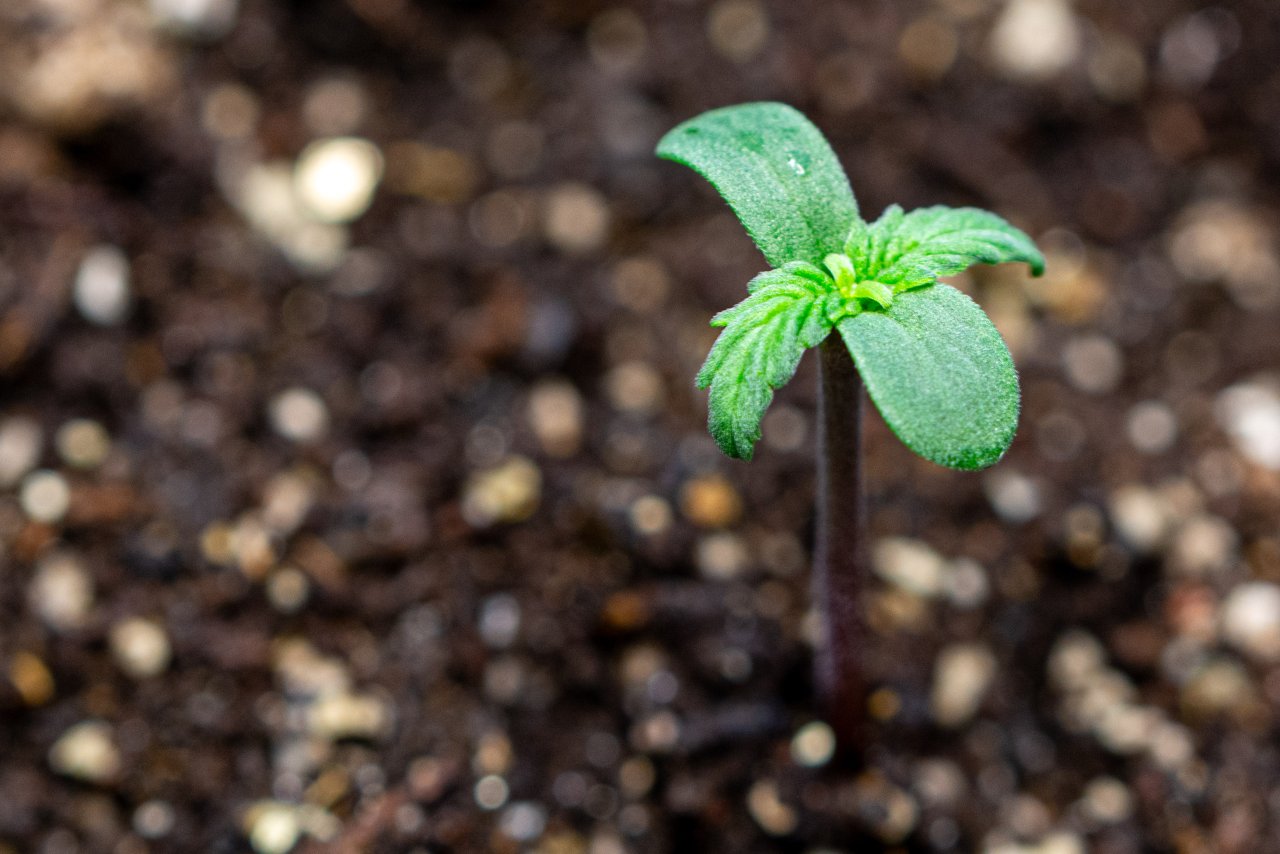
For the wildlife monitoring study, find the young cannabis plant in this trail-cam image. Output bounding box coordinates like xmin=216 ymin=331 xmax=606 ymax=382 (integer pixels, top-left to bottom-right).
xmin=659 ymin=102 xmax=1044 ymax=469
xmin=657 ymin=102 xmax=1044 ymax=754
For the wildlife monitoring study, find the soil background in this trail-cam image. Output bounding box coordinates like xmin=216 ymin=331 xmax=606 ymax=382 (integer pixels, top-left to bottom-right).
xmin=2 ymin=1 xmax=1280 ymax=852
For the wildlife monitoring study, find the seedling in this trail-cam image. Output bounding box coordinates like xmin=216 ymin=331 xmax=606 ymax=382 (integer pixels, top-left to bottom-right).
xmin=657 ymin=103 xmax=1043 ymax=754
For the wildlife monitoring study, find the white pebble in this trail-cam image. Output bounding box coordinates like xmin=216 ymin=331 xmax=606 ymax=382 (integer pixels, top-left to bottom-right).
xmin=1108 ymin=485 xmax=1168 ymax=552
xmin=1170 ymin=515 xmax=1236 ymax=577
xmin=543 ymin=182 xmax=610 ymax=254
xmin=696 ymin=533 xmax=749 ymax=581
xmin=1126 ymin=400 xmax=1178 ymax=454
xmin=931 ymin=643 xmax=997 ymax=727
xmin=307 ymin=692 xmax=389 ymax=740
xmin=983 ymin=468 xmax=1041 ymax=523
xmin=150 ymin=0 xmax=240 ymax=37
xmin=29 ymin=553 xmax=93 ymax=632
xmin=1062 ymin=335 xmax=1123 ymax=394
xmin=269 ymin=388 xmax=328 ymax=443
xmin=498 ymin=802 xmax=547 ymax=842
xmin=479 ymin=593 xmax=521 ymax=648
xmin=55 ymin=419 xmax=112 ymax=469
xmin=1216 ymin=380 xmax=1280 ymax=470
xmin=247 ymin=802 xmax=301 ymax=854
xmin=1081 ymin=776 xmax=1133 ymax=824
xmin=49 ymin=720 xmax=120 ymax=783
xmin=527 ymin=380 xmax=583 ymax=457
xmin=1221 ymin=582 xmax=1280 ymax=662
xmin=294 ymin=137 xmax=384 ymax=224
xmin=990 ymin=0 xmax=1081 ymax=80
xmin=110 ymin=617 xmax=172 ymax=679
xmin=873 ymin=538 xmax=945 ymax=597
xmin=133 ymin=799 xmax=177 ymax=838
xmin=462 ymin=456 xmax=541 ymax=527
xmin=0 ymin=416 xmax=43 ymax=487
xmin=20 ymin=469 xmax=71 ymax=523
xmin=73 ymin=245 xmax=131 ymax=326
xmin=790 ymin=721 xmax=836 ymax=767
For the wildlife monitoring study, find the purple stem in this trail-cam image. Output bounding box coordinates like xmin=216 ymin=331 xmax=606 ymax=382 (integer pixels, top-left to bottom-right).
xmin=813 ymin=333 xmax=865 ymax=756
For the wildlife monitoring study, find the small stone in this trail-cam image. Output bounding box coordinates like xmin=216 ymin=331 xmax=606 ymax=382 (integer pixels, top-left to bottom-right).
xmin=1220 ymin=582 xmax=1280 ymax=662
xmin=479 ymin=593 xmax=521 ymax=648
xmin=475 ymin=775 xmax=510 ymax=810
xmin=307 ymin=692 xmax=389 ymax=740
xmin=609 ymin=255 xmax=670 ymax=313
xmin=696 ymin=533 xmax=749 ymax=581
xmin=1109 ymin=485 xmax=1168 ymax=552
xmin=73 ymin=245 xmax=131 ymax=326
xmin=49 ymin=720 xmax=120 ymax=784
xmin=266 ymin=567 xmax=310 ymax=613
xmin=931 ymin=643 xmax=997 ymax=727
xmin=527 ymin=380 xmax=584 ymax=457
xmin=990 ymin=0 xmax=1081 ymax=80
xmin=873 ymin=538 xmax=945 ymax=597
xmin=294 ymin=137 xmax=384 ymax=224
xmin=945 ymin=559 xmax=990 ymax=609
xmin=499 ymin=802 xmax=547 ymax=842
xmin=1062 ymin=335 xmax=1123 ymax=394
xmin=133 ymin=799 xmax=177 ymax=839
xmin=20 ymin=469 xmax=71 ymax=523
xmin=543 ymin=183 xmax=609 ymax=254
xmin=109 ymin=617 xmax=172 ymax=679
xmin=462 ymin=456 xmax=541 ymax=527
xmin=29 ymin=552 xmax=93 ymax=632
xmin=261 ymin=470 xmax=317 ymax=535
xmin=790 ymin=721 xmax=836 ymax=768
xmin=1095 ymin=703 xmax=1160 ymax=754
xmin=1126 ymin=401 xmax=1178 ymax=454
xmin=604 ymin=361 xmax=664 ymax=414
xmin=1170 ymin=515 xmax=1236 ymax=577
xmin=1038 ymin=832 xmax=1087 ymax=854
xmin=628 ymin=495 xmax=672 ymax=536
xmin=1216 ymin=380 xmax=1280 ymax=470
xmin=983 ymin=468 xmax=1042 ymax=523
xmin=1081 ymin=776 xmax=1133 ymax=824
xmin=150 ymin=0 xmax=239 ymax=37
xmin=746 ymin=779 xmax=797 ymax=836
xmin=8 ymin=651 xmax=55 ymax=706
xmin=55 ymin=419 xmax=112 ymax=469
xmin=1048 ymin=630 xmax=1106 ymax=691
xmin=679 ymin=474 xmax=741 ymax=528
xmin=246 ymin=802 xmax=301 ymax=854
xmin=1148 ymin=721 xmax=1195 ymax=770
xmin=269 ymin=388 xmax=329 ymax=443
xmin=707 ymin=0 xmax=770 ymax=63
xmin=0 ymin=416 xmax=43 ymax=487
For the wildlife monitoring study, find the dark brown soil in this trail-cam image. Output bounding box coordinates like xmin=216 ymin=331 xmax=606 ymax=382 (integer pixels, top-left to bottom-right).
xmin=3 ymin=1 xmax=1280 ymax=852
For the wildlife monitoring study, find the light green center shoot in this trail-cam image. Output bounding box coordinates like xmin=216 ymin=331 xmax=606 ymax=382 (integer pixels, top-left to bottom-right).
xmin=823 ymin=253 xmax=895 ymax=309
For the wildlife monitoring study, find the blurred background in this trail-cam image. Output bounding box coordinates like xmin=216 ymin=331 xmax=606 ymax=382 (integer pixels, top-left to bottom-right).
xmin=1 ymin=0 xmax=1279 ymax=851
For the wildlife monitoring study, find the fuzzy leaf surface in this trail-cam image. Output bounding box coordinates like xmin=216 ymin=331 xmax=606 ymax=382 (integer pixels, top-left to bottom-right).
xmin=848 ymin=205 xmax=1045 ymax=289
xmin=657 ymin=102 xmax=858 ymax=268
xmin=837 ymin=283 xmax=1019 ymax=470
xmin=697 ymin=273 xmax=836 ymax=459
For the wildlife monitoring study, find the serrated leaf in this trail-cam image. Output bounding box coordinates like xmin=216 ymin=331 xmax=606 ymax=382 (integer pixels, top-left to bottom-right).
xmin=656 ymin=102 xmax=858 ymax=268
xmin=861 ymin=205 xmax=1045 ymax=288
xmin=837 ymin=284 xmax=1018 ymax=470
xmin=697 ymin=276 xmax=835 ymax=459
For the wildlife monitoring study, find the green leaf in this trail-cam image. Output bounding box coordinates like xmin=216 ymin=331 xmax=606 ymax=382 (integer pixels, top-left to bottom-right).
xmin=837 ymin=284 xmax=1018 ymax=470
xmin=697 ymin=274 xmax=835 ymax=459
xmin=656 ymin=102 xmax=858 ymax=268
xmin=854 ymin=205 xmax=1045 ymax=289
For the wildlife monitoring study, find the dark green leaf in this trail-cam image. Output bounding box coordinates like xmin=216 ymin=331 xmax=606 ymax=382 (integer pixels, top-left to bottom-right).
xmin=858 ymin=206 xmax=1044 ymax=289
xmin=657 ymin=102 xmax=858 ymax=268
xmin=697 ymin=275 xmax=835 ymax=459
xmin=837 ymin=284 xmax=1019 ymax=470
